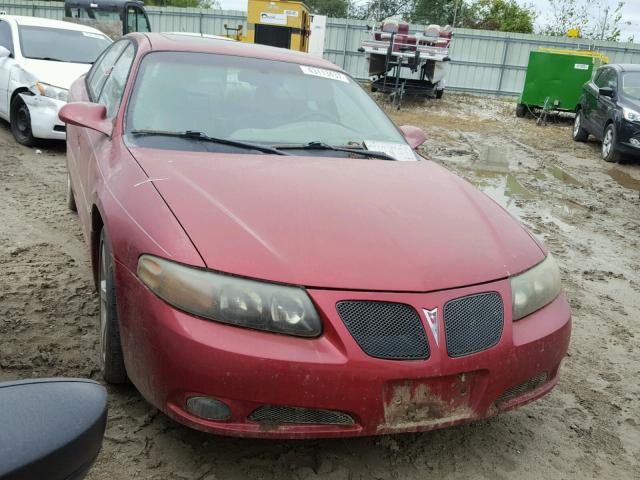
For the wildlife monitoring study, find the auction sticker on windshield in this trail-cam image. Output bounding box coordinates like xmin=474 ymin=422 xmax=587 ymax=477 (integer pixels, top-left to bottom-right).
xmin=364 ymin=140 xmax=417 ymax=161
xmin=300 ymin=66 xmax=349 ymax=83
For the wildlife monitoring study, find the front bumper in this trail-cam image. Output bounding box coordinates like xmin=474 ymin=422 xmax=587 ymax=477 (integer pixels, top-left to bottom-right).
xmin=20 ymin=94 xmax=66 ymax=140
xmin=617 ymin=119 xmax=640 ymax=154
xmin=115 ymin=264 xmax=571 ymax=438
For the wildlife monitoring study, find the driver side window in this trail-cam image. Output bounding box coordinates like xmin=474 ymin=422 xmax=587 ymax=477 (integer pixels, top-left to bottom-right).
xmin=87 ymin=40 xmax=128 ymax=101
xmin=98 ymin=43 xmax=135 ymax=118
xmin=595 ymin=69 xmax=617 ymax=90
xmin=0 ymin=20 xmax=13 ymax=56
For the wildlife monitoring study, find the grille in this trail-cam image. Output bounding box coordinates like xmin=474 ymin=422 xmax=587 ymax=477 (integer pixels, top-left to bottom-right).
xmin=248 ymin=406 xmax=355 ymax=426
xmin=336 ymin=301 xmax=429 ymax=360
xmin=443 ymin=292 xmax=504 ymax=357
xmin=497 ymin=372 xmax=549 ymax=403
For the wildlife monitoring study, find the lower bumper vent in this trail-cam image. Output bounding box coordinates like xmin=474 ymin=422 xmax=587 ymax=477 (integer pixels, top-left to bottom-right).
xmin=248 ymin=405 xmax=355 ymax=426
xmin=497 ymin=372 xmax=549 ymax=403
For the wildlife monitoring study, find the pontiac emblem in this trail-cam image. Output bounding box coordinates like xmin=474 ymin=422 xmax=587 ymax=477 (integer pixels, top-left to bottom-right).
xmin=423 ymin=308 xmax=439 ymax=346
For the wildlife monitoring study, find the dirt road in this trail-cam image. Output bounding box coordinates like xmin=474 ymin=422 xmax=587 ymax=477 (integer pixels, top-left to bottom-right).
xmin=0 ymin=94 xmax=638 ymax=479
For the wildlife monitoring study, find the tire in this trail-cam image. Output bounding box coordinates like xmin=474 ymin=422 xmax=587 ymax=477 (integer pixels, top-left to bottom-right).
xmin=98 ymin=228 xmax=128 ymax=384
xmin=10 ymin=95 xmax=37 ymax=147
xmin=66 ymin=172 xmax=77 ymax=212
xmin=601 ymin=123 xmax=621 ymax=163
xmin=515 ymin=103 xmax=527 ymax=118
xmin=572 ymin=110 xmax=589 ymax=142
xmin=435 ymin=89 xmax=444 ymax=99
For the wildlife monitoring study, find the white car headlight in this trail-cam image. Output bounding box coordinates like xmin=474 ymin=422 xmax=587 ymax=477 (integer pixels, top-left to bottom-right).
xmin=622 ymin=107 xmax=640 ymax=122
xmin=510 ymin=254 xmax=562 ymax=321
xmin=137 ymin=255 xmax=322 ymax=337
xmin=34 ymin=82 xmax=68 ymax=102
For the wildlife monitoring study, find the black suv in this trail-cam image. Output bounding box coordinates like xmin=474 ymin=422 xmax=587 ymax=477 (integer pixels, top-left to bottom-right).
xmin=573 ymin=64 xmax=640 ymax=163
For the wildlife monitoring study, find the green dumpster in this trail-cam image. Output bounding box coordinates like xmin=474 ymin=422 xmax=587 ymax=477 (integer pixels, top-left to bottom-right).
xmin=516 ymin=49 xmax=608 ymax=118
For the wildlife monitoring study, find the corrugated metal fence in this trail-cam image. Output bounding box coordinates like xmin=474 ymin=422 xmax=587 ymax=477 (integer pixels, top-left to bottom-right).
xmin=2 ymin=0 xmax=640 ymax=96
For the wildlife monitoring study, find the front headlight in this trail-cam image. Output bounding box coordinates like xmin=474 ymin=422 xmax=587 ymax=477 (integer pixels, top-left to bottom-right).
xmin=510 ymin=254 xmax=562 ymax=321
xmin=137 ymin=255 xmax=322 ymax=337
xmin=623 ymin=107 xmax=640 ymax=122
xmin=33 ymin=82 xmax=68 ymax=102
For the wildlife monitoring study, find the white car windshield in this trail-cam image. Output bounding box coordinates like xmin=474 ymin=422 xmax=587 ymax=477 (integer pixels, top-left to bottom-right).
xmin=19 ymin=26 xmax=111 ymax=64
xmin=126 ymin=51 xmax=408 ymax=149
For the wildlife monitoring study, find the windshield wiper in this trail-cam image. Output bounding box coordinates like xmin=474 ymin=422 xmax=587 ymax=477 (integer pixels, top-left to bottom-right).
xmin=273 ymin=141 xmax=396 ymax=161
xmin=130 ymin=130 xmax=290 ymax=156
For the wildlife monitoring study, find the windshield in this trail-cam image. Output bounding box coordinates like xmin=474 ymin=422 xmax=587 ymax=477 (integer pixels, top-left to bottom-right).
xmin=126 ymin=51 xmax=408 ymax=150
xmin=18 ymin=26 xmax=111 ymax=63
xmin=622 ymin=72 xmax=640 ymax=99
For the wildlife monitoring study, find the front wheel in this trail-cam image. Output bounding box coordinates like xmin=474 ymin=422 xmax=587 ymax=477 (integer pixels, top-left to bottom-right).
xmin=572 ymin=110 xmax=589 ymax=142
xmin=98 ymin=228 xmax=128 ymax=384
xmin=10 ymin=95 xmax=36 ymax=147
xmin=602 ymin=124 xmax=621 ymax=163
xmin=435 ymin=89 xmax=444 ymax=99
xmin=515 ymin=103 xmax=527 ymax=118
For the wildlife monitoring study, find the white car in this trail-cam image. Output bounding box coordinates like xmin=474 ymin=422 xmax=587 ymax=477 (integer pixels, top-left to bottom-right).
xmin=0 ymin=15 xmax=111 ymax=145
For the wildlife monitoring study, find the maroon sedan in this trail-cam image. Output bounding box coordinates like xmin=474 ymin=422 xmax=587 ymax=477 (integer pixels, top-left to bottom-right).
xmin=59 ymin=33 xmax=571 ymax=438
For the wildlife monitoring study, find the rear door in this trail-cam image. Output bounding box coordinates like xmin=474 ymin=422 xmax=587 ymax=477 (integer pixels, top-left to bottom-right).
xmin=582 ymin=67 xmax=604 ymax=133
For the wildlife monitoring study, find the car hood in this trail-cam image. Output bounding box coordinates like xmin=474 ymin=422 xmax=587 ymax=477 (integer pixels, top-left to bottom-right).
xmin=131 ymin=148 xmax=545 ymax=291
xmin=20 ymin=59 xmax=91 ymax=90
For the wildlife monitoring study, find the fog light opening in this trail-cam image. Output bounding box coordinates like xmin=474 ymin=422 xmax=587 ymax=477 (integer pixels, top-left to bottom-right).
xmin=186 ymin=396 xmax=232 ymax=421
xmin=630 ymin=137 xmax=640 ymax=148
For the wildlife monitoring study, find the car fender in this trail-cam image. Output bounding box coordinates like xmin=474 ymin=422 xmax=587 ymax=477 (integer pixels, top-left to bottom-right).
xmin=87 ymin=143 xmax=206 ymax=386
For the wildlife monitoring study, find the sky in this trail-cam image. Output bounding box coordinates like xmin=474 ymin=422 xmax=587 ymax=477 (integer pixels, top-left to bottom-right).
xmin=217 ymin=0 xmax=640 ymax=42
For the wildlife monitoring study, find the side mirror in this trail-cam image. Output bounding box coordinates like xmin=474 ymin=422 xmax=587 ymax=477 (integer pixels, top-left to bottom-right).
xmin=399 ymin=125 xmax=427 ymax=149
xmin=59 ymin=102 xmax=113 ymax=136
xmin=0 ymin=46 xmax=10 ymax=58
xmin=0 ymin=378 xmax=107 ymax=480
xmin=599 ymin=87 xmax=614 ymax=98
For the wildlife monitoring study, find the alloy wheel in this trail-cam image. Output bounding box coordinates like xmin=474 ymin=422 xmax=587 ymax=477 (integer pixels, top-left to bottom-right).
xmin=573 ymin=113 xmax=581 ymax=137
xmin=602 ymin=129 xmax=613 ymax=158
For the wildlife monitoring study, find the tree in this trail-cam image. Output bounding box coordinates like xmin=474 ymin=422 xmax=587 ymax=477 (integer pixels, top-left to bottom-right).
xmin=464 ymin=0 xmax=535 ymax=33
xmin=542 ymin=0 xmax=631 ymax=42
xmin=410 ymin=0 xmax=458 ymax=26
xmin=305 ymin=0 xmax=351 ymax=17
xmin=351 ymin=0 xmax=414 ymax=22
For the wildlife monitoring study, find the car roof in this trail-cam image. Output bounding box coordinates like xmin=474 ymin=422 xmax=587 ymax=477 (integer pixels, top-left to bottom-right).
xmin=601 ymin=64 xmax=640 ymax=73
xmin=2 ymin=14 xmax=108 ymax=35
xmin=140 ymin=32 xmax=344 ymax=72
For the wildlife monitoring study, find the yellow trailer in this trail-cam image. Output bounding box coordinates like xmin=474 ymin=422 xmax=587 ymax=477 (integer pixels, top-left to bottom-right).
xmin=244 ymin=0 xmax=310 ymax=52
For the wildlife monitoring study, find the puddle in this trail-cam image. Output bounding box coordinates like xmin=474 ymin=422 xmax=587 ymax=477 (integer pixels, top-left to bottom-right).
xmin=548 ymin=165 xmax=581 ymax=186
xmin=607 ymin=168 xmax=640 ymax=192
xmin=478 ymin=145 xmax=511 ymax=172
xmin=467 ymin=169 xmax=576 ymax=233
xmin=467 ymin=170 xmax=530 ymax=218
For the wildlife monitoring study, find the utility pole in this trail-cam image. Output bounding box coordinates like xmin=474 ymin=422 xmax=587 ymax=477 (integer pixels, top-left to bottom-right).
xmin=452 ymin=0 xmax=460 ymax=27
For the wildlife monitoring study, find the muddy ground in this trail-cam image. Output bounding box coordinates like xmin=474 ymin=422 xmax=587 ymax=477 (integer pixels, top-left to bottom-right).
xmin=0 ymin=93 xmax=639 ymax=479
